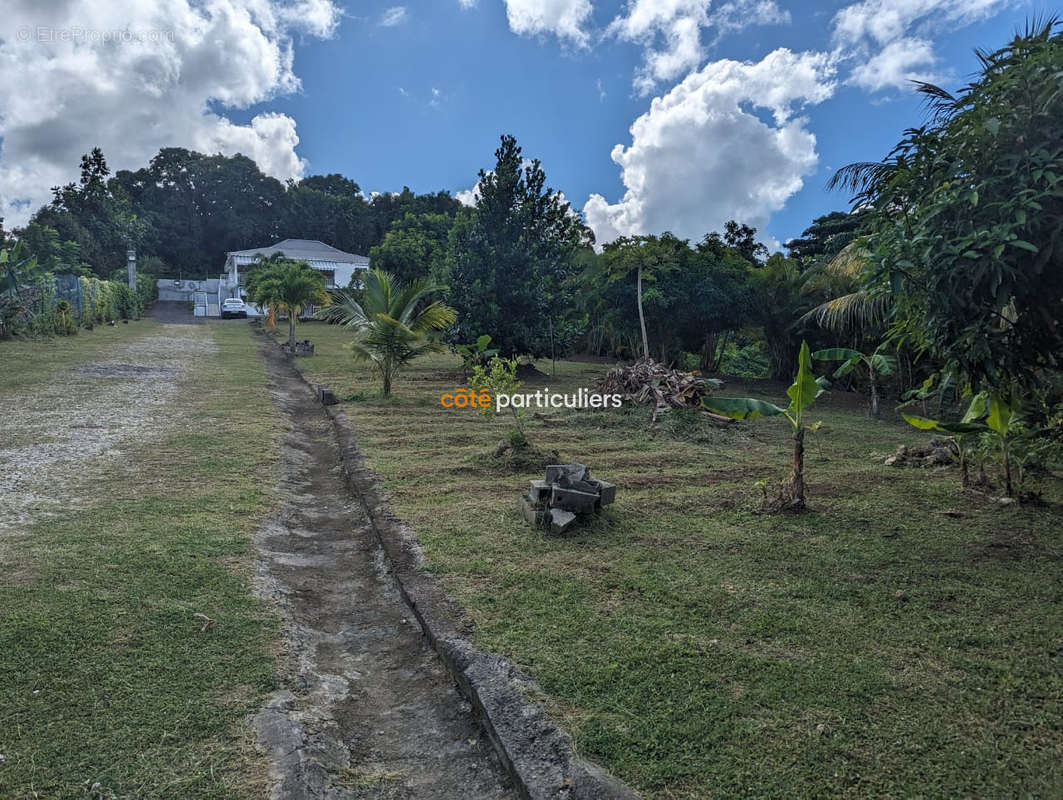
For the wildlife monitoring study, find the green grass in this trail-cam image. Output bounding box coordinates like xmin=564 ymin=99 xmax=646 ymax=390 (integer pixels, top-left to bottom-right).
xmin=289 ymin=320 xmax=1063 ymax=799
xmin=0 ymin=321 xmax=280 ymax=798
xmin=0 ymin=320 xmax=159 ymax=393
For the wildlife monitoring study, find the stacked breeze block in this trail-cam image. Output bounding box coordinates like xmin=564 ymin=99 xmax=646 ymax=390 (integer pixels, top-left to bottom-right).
xmin=520 ymin=463 xmax=616 ymax=535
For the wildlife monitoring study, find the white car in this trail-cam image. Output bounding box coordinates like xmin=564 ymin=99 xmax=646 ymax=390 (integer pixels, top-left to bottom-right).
xmin=221 ymin=298 xmax=248 ymax=319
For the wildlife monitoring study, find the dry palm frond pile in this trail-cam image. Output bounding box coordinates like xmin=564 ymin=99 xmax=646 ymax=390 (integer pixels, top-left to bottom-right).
xmin=594 ymin=358 xmax=730 ymax=424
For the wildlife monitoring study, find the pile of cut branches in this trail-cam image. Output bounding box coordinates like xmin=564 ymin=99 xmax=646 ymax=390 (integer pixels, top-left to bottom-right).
xmin=594 ymin=358 xmax=730 ymax=424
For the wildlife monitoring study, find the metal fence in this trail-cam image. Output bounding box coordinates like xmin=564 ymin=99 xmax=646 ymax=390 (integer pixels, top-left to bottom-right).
xmin=54 ymin=273 xmax=83 ymax=316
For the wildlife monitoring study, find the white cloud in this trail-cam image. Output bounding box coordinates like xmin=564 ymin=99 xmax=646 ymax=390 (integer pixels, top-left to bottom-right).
xmin=583 ymin=48 xmax=836 ymax=246
xmin=379 ymin=6 xmax=408 ymax=27
xmin=458 ymin=0 xmax=478 ymax=7
xmin=608 ymin=0 xmax=790 ymax=95
xmin=848 ymin=37 xmax=939 ymax=91
xmin=0 ymin=0 xmax=339 ymax=227
xmin=503 ymin=0 xmax=594 ymax=47
xmin=454 ymin=186 xmax=480 ymax=207
xmin=832 ymin=0 xmax=1013 ymax=90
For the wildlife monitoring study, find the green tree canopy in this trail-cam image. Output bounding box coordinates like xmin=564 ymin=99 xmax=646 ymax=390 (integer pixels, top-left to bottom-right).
xmin=831 ymin=19 xmax=1063 ymax=396
xmin=444 ymin=134 xmax=591 ymax=358
xmin=368 ymin=211 xmax=461 ymax=287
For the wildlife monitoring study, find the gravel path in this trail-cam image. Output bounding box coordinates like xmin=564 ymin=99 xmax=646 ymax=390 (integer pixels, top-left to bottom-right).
xmin=0 ymin=324 xmax=213 ymax=537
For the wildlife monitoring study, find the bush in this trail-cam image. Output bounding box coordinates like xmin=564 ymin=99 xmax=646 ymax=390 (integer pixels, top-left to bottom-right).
xmin=54 ymin=300 xmax=78 ymax=336
xmin=720 ymin=341 xmax=771 ymax=379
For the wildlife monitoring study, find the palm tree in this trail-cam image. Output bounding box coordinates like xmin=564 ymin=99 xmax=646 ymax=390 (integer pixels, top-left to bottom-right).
xmin=246 ymin=256 xmax=329 ymax=347
xmin=316 ymin=269 xmax=456 ymax=397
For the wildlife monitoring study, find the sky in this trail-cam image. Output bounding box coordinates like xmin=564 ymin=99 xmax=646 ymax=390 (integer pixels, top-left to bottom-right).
xmin=0 ymin=0 xmax=1050 ymax=250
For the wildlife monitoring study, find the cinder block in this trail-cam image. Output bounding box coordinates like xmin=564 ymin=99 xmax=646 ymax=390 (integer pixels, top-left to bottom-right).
xmin=528 ymin=479 xmax=551 ymax=503
xmin=551 ymin=485 xmax=598 ymax=513
xmin=545 ymin=463 xmax=589 ymax=484
xmin=549 ymin=508 xmax=577 ymax=535
xmin=520 ymin=494 xmax=542 ymax=525
xmin=594 ymin=481 xmax=616 ymax=505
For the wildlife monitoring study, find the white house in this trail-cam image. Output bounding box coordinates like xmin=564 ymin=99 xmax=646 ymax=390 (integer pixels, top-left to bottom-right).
xmin=156 ymin=239 xmax=370 ymax=317
xmin=224 ymin=239 xmax=370 ymax=291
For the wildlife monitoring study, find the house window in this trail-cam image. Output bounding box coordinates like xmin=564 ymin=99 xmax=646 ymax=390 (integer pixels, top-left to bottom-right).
xmin=320 ymin=269 xmax=335 ymax=288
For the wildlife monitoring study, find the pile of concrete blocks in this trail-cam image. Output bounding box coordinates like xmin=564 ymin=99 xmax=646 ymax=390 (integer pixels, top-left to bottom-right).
xmin=520 ymin=463 xmax=616 ymax=535
xmin=282 ymin=339 xmax=315 ymax=356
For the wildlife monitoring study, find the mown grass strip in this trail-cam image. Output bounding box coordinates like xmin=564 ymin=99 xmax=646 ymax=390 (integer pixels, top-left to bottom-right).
xmin=0 ymin=321 xmax=280 ymax=798
xmin=289 ymin=320 xmax=1063 ymax=799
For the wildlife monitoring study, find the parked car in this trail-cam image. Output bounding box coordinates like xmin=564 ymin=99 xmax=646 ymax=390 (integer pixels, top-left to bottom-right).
xmin=221 ymin=298 xmax=248 ymax=319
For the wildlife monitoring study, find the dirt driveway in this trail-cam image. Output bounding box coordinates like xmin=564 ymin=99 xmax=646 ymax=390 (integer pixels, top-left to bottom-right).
xmin=252 ymin=340 xmax=515 ymax=799
xmin=0 ymin=323 xmax=213 ymax=537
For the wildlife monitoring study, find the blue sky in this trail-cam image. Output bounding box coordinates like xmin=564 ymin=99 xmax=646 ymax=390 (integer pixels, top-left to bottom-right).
xmin=0 ymin=0 xmax=1049 ymax=248
xmin=228 ymin=0 xmax=1044 ymax=247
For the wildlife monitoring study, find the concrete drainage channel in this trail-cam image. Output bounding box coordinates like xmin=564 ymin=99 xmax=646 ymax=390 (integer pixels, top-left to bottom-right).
xmin=257 ymin=330 xmax=640 ymax=800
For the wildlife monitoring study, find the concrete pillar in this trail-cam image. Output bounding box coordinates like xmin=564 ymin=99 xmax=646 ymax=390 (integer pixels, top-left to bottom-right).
xmin=127 ymin=249 xmax=136 ymax=290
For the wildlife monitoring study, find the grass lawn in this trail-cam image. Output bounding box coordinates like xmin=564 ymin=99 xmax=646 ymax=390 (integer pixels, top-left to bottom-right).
xmin=0 ymin=320 xmax=280 ymax=798
xmin=288 ymin=320 xmax=1063 ymax=799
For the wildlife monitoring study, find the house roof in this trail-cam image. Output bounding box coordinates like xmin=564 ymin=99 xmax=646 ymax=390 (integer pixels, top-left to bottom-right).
xmin=227 ymin=239 xmax=369 ymax=266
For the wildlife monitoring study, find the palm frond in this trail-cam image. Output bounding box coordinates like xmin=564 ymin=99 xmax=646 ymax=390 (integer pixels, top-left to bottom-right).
xmin=800 ymin=291 xmax=892 ymax=332
xmin=823 ymin=240 xmax=870 ymax=278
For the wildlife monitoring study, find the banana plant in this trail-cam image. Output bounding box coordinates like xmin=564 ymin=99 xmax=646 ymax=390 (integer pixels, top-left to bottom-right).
xmin=702 ymin=341 xmax=829 ymax=510
xmin=903 ymin=391 xmax=1026 ymax=496
xmin=456 ymin=334 xmax=499 ymax=379
xmin=813 ymin=345 xmax=896 ymax=418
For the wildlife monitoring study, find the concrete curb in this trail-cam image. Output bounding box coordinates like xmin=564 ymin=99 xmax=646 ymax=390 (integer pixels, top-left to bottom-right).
xmin=271 ymin=339 xmax=640 ymax=800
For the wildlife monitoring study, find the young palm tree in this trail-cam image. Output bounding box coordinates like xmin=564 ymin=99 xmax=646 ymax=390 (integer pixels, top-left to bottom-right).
xmin=316 ymin=268 xmax=456 ymax=397
xmin=246 ymin=257 xmax=329 ymax=347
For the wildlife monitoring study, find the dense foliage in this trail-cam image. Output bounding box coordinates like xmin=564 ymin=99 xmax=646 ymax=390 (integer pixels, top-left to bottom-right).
xmin=1 ymin=241 xmax=154 ymax=338
xmin=443 ymin=135 xmax=591 ymax=359
xmin=830 ymin=20 xmax=1063 ymax=398
xmin=11 ymin=148 xmax=464 ymax=281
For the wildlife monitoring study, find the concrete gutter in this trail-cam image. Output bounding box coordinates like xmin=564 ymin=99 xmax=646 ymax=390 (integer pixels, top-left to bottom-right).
xmin=274 ymin=338 xmax=641 ymax=800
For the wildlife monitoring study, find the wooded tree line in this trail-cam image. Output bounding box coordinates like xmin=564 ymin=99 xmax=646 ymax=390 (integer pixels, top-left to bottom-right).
xmin=3 ymin=20 xmax=1060 ymax=429
xmin=1 ymin=147 xmax=465 ymax=281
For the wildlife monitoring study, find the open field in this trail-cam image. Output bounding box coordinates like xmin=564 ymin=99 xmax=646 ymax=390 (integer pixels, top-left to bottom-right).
xmin=288 ymin=320 xmax=1063 ymax=799
xmin=0 ymin=320 xmax=280 ymax=798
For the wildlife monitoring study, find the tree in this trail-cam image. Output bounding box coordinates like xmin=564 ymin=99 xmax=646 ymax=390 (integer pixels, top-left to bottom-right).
xmin=15 ymin=223 xmax=92 ymax=276
xmin=579 ymin=230 xmax=754 ymax=366
xmin=316 ymin=268 xmax=456 ymax=397
xmin=445 ymin=135 xmax=589 ymax=358
xmin=598 ymin=235 xmax=680 ymax=360
xmin=749 ymin=254 xmax=810 ymax=380
xmin=245 ymin=257 xmax=328 ymax=347
xmin=786 ymin=210 xmax=868 ymax=267
xmin=117 ymin=148 xmax=286 ymax=277
xmin=830 ymin=19 xmax=1063 ymax=398
xmin=281 ymin=174 xmax=378 ymax=256
xmin=702 ymin=220 xmax=768 ymax=263
xmin=33 ymin=147 xmax=146 ymax=277
xmin=369 ymin=212 xmax=457 ymax=287
xmin=703 ymin=342 xmax=830 ymax=510
xmin=813 ymin=346 xmax=896 ymax=418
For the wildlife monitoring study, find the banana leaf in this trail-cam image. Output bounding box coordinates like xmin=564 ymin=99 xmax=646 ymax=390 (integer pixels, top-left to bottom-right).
xmin=701 ymin=396 xmax=787 ymax=420
xmin=902 ymin=413 xmax=986 ymax=434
